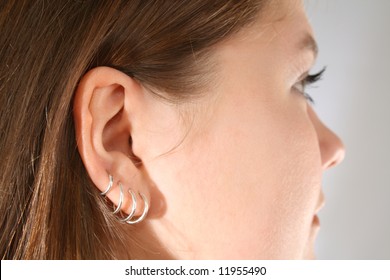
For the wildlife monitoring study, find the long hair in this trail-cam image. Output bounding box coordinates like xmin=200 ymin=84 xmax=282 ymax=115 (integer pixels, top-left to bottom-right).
xmin=0 ymin=0 xmax=266 ymax=259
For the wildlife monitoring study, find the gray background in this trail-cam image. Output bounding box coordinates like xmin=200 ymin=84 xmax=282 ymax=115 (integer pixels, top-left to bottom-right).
xmin=304 ymin=0 xmax=390 ymax=259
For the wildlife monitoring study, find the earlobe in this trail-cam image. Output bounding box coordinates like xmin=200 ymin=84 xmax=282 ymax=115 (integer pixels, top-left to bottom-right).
xmin=73 ymin=66 xmax=151 ymax=221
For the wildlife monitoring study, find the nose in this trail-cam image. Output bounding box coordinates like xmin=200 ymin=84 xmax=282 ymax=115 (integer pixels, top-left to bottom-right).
xmin=307 ymin=106 xmax=346 ymax=170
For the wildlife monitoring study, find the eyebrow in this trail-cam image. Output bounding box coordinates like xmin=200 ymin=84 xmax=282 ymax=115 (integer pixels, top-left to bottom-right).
xmin=299 ymin=33 xmax=319 ymax=60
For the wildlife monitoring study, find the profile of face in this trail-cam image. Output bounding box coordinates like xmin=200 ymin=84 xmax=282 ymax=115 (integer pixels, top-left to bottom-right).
xmin=74 ymin=0 xmax=345 ymax=259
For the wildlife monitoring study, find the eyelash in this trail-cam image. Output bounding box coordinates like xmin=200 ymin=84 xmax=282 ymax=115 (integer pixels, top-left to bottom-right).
xmin=294 ymin=67 xmax=326 ymax=105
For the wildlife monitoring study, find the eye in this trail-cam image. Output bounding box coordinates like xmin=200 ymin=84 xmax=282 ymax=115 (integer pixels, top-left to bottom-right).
xmin=292 ymin=67 xmax=326 ymax=105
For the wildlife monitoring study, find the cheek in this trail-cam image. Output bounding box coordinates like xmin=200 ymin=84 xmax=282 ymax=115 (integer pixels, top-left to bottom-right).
xmin=182 ymin=100 xmax=321 ymax=258
xmin=260 ymin=112 xmax=322 ymax=258
xmin=145 ymin=93 xmax=323 ymax=259
xmin=211 ymin=102 xmax=322 ymax=258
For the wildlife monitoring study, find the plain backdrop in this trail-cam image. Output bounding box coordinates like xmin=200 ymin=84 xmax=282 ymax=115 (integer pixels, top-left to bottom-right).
xmin=304 ymin=0 xmax=390 ymax=259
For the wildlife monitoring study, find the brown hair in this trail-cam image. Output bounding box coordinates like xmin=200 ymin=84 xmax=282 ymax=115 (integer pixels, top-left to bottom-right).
xmin=0 ymin=0 xmax=266 ymax=259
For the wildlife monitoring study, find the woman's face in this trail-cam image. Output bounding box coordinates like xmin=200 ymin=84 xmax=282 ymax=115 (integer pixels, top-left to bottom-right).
xmin=137 ymin=0 xmax=345 ymax=259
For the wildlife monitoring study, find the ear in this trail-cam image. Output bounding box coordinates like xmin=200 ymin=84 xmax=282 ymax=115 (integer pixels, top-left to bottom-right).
xmin=73 ymin=66 xmax=150 ymax=220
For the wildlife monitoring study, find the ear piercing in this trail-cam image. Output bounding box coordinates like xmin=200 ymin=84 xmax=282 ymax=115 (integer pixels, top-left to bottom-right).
xmin=119 ymin=188 xmax=137 ymax=223
xmin=101 ymin=174 xmax=114 ymax=195
xmin=100 ymin=174 xmax=149 ymax=224
xmin=126 ymin=192 xmax=149 ymax=225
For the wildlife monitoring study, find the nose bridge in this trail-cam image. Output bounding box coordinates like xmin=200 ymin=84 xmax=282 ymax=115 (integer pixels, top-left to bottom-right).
xmin=307 ymin=106 xmax=346 ymax=170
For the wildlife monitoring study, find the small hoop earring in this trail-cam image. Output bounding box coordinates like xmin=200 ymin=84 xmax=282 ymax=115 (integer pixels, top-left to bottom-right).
xmin=119 ymin=189 xmax=137 ymax=222
xmin=112 ymin=182 xmax=124 ymax=214
xmin=126 ymin=193 xmax=149 ymax=225
xmin=101 ymin=174 xmax=114 ymax=195
xmin=99 ymin=174 xmax=149 ymax=224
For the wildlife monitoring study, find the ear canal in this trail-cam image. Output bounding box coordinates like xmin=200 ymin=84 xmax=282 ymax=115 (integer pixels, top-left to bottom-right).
xmin=127 ymin=136 xmax=142 ymax=166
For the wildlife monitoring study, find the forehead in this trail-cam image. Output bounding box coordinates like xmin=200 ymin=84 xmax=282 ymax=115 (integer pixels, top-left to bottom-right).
xmin=219 ymin=0 xmax=313 ymax=50
xmin=215 ymin=0 xmax=315 ymax=81
xmin=250 ymin=0 xmax=314 ymax=50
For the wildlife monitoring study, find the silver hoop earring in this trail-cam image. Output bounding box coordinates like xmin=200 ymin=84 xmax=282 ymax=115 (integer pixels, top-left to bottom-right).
xmin=120 ymin=189 xmax=137 ymax=222
xmin=101 ymin=174 xmax=114 ymax=195
xmin=112 ymin=182 xmax=124 ymax=214
xmin=126 ymin=192 xmax=149 ymax=225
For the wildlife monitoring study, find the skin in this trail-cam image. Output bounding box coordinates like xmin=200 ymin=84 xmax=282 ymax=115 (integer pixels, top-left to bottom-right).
xmin=74 ymin=0 xmax=345 ymax=259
